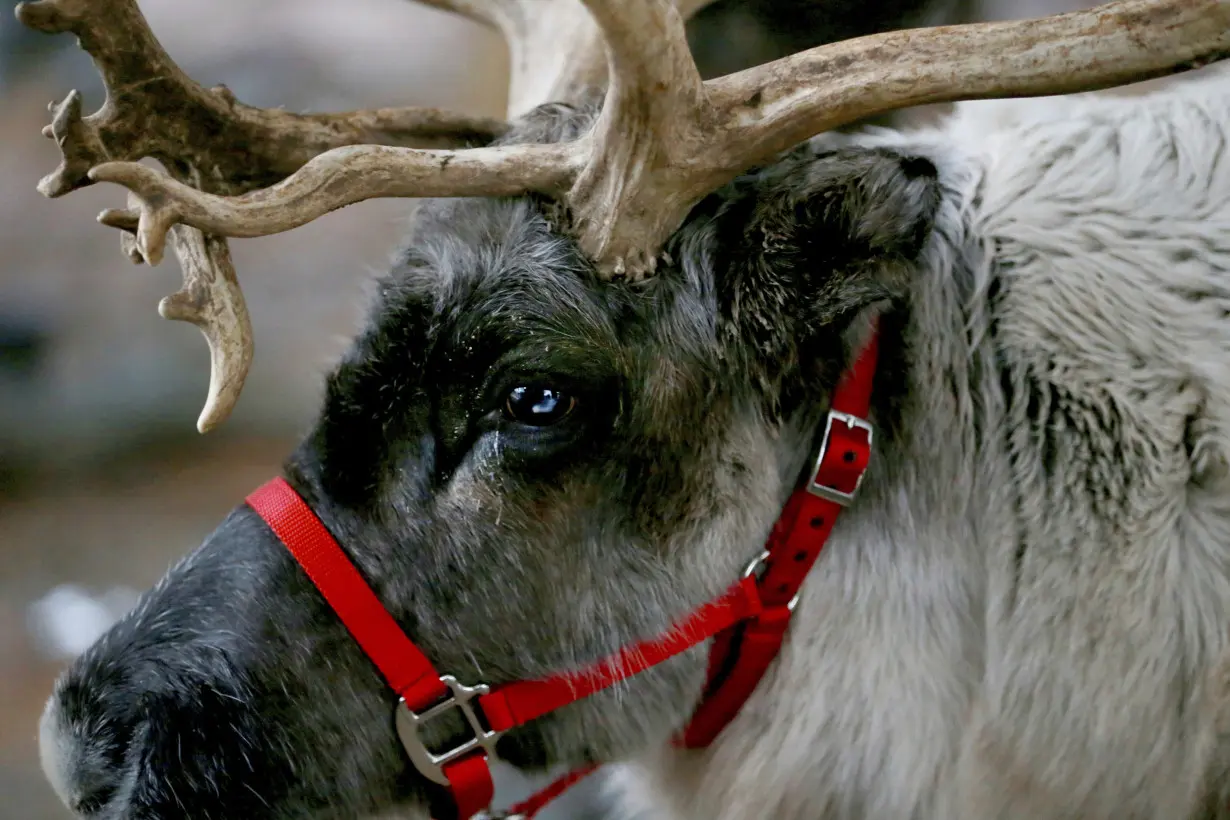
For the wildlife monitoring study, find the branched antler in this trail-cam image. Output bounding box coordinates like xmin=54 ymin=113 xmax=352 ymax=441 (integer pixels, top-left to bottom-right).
xmin=21 ymin=0 xmax=1230 ymax=432
xmin=81 ymin=0 xmax=1230 ymax=278
xmin=15 ymin=0 xmax=507 ymax=431
xmin=567 ymin=0 xmax=1230 ymax=273
xmin=14 ymin=0 xmax=508 ymax=196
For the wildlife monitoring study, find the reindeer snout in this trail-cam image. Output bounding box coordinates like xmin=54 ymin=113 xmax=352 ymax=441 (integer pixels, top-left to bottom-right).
xmin=34 ymin=503 xmax=408 ymax=818
xmin=37 ymin=650 xmax=265 ymax=819
xmin=39 ymin=686 xmax=139 ymax=817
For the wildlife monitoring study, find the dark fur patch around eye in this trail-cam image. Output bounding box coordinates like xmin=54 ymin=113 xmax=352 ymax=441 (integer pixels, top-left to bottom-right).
xmin=307 ymin=202 xmax=626 ymax=507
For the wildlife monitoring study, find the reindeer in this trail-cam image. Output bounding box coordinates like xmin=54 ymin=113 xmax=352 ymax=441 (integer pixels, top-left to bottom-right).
xmin=16 ymin=0 xmax=1230 ymax=817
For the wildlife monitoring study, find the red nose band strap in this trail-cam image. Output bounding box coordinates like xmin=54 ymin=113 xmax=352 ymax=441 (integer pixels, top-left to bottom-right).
xmin=245 ymin=481 xmax=450 ymax=707
xmin=246 ymin=480 xmax=493 ymax=816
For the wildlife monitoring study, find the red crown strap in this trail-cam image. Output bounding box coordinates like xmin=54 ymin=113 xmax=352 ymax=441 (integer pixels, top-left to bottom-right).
xmin=682 ymin=320 xmax=880 ymax=747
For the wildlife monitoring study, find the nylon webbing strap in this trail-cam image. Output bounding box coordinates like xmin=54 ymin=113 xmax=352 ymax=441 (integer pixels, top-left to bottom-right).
xmin=681 ymin=321 xmax=879 ymax=747
xmin=246 ymin=479 xmax=493 ymax=820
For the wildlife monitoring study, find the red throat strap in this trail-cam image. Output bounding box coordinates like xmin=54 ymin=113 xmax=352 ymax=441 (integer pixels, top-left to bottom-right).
xmin=682 ymin=322 xmax=879 ymax=746
xmin=245 ymin=321 xmax=879 ymax=820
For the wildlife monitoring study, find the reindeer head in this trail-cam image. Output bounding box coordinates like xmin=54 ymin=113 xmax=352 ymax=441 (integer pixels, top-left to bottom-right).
xmin=20 ymin=0 xmax=1229 ymax=817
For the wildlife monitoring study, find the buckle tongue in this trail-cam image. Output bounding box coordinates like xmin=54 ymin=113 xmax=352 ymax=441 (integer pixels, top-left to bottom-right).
xmin=395 ymin=675 xmax=504 ymax=787
xmin=807 ymin=410 xmax=873 ymax=506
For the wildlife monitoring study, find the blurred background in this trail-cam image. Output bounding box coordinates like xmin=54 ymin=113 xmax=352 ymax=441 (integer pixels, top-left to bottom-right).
xmin=0 ymin=0 xmax=1168 ymax=816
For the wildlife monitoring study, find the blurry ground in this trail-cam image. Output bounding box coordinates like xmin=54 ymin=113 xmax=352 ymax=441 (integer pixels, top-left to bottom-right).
xmin=0 ymin=0 xmax=1181 ymax=817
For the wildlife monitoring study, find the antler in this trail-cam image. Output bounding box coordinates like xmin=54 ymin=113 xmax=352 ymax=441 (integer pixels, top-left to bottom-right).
xmin=84 ymin=0 xmax=1230 ymax=276
xmin=15 ymin=0 xmax=508 ymax=432
xmin=23 ymin=0 xmax=1230 ymax=431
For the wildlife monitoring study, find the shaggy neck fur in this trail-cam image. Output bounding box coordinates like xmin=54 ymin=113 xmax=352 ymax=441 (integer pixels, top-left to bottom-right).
xmin=610 ymin=67 xmax=1230 ymax=820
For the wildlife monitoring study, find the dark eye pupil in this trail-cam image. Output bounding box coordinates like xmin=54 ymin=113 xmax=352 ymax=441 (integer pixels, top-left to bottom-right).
xmin=506 ymin=386 xmax=575 ymax=425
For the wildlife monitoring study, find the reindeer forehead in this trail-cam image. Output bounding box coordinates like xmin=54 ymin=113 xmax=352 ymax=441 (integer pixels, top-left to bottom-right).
xmin=380 ymin=198 xmax=627 ymax=371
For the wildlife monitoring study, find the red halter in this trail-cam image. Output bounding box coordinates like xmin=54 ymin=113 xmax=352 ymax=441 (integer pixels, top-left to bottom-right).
xmin=245 ymin=326 xmax=879 ymax=820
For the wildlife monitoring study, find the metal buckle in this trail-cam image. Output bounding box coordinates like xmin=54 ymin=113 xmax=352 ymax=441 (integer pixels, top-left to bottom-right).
xmin=807 ymin=410 xmax=874 ymax=507
xmin=395 ymin=675 xmax=504 ymax=787
xmin=742 ymin=549 xmax=801 ymax=612
xmin=742 ymin=549 xmax=772 ymax=580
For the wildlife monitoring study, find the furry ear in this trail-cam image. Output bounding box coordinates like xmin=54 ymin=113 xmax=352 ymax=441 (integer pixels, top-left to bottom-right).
xmin=723 ymin=144 xmax=941 ymax=306
xmin=792 ymin=146 xmax=941 ymax=257
xmin=694 ymin=144 xmax=942 ymax=410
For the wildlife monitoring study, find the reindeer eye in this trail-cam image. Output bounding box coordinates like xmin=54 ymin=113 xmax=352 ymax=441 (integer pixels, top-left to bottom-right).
xmin=504 ymin=386 xmax=577 ymax=426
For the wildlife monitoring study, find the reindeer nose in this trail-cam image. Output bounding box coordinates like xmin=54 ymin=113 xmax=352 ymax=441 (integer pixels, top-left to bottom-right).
xmin=39 ymin=690 xmax=134 ymax=817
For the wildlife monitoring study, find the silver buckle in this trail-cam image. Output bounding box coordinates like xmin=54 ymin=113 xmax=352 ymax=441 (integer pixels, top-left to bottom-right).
xmin=742 ymin=549 xmax=772 ymax=580
xmin=807 ymin=410 xmax=873 ymax=507
xmin=395 ymin=675 xmax=504 ymax=787
xmin=742 ymin=549 xmax=800 ymax=611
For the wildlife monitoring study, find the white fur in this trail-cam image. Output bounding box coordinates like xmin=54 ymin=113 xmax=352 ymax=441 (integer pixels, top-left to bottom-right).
xmin=611 ymin=67 xmax=1230 ymax=819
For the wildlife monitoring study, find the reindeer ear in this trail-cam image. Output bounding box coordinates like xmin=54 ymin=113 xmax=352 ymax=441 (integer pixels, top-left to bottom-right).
xmin=795 ymin=146 xmax=941 ymax=258
xmin=751 ymin=144 xmax=939 ymax=270
xmin=705 ymin=143 xmax=941 ymax=319
xmin=696 ymin=144 xmax=941 ymax=402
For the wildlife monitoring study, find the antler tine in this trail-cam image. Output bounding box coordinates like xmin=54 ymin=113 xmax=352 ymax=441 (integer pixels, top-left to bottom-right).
xmin=15 ymin=0 xmax=508 ymax=432
xmin=100 ymin=200 xmax=255 ymax=433
xmin=160 ymin=226 xmax=254 ymax=433
xmin=88 ymin=143 xmax=582 ymax=266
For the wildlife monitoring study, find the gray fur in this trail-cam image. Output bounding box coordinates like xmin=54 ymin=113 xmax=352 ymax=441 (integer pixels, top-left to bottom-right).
xmin=38 ymin=67 xmax=1230 ymax=820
